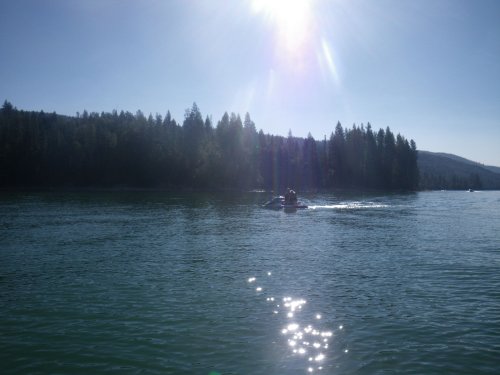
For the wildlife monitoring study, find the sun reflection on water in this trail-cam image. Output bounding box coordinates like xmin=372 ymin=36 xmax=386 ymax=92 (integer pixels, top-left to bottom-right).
xmin=247 ymin=272 xmax=348 ymax=373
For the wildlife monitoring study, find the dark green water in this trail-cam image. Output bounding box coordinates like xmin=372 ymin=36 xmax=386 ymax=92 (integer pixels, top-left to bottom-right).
xmin=1 ymin=191 xmax=499 ymax=374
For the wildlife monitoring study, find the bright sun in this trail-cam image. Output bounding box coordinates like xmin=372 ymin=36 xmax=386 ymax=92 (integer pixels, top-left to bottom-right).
xmin=252 ymin=0 xmax=313 ymax=53
xmin=250 ymin=0 xmax=340 ymax=86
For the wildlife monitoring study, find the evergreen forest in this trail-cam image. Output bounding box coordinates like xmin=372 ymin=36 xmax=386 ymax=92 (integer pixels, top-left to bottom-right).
xmin=0 ymin=101 xmax=419 ymax=191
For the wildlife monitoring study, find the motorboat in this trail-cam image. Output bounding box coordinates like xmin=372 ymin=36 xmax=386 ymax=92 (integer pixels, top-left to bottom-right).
xmin=263 ymin=196 xmax=285 ymax=209
xmin=282 ymin=203 xmax=308 ymax=211
xmin=262 ymin=196 xmax=308 ymax=210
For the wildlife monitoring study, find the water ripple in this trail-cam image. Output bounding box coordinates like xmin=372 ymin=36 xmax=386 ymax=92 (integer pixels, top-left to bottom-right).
xmin=1 ymin=191 xmax=499 ymax=374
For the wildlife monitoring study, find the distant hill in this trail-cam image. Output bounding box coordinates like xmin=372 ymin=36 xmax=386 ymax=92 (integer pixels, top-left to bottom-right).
xmin=485 ymin=165 xmax=500 ymax=174
xmin=418 ymin=151 xmax=500 ymax=190
xmin=430 ymin=152 xmax=500 ymax=174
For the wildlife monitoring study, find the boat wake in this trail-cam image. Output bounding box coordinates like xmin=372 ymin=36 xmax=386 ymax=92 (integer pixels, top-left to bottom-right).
xmin=308 ymin=202 xmax=389 ymax=210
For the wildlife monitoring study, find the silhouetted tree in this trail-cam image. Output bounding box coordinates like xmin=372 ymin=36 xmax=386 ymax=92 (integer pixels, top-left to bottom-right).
xmin=0 ymin=100 xmax=420 ymax=190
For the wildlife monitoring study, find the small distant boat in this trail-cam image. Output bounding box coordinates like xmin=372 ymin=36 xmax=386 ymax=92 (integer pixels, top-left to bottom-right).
xmin=262 ymin=196 xmax=308 ymax=210
xmin=468 ymin=189 xmax=474 ymax=192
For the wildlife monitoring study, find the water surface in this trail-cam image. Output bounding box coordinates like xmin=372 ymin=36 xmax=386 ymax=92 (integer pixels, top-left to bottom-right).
xmin=1 ymin=191 xmax=499 ymax=374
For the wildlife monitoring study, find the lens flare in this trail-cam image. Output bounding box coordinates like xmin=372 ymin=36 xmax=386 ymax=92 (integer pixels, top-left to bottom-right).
xmin=251 ymin=0 xmax=313 ymax=53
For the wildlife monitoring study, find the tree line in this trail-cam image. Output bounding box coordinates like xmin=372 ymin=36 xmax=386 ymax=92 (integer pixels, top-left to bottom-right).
xmin=419 ymin=171 xmax=482 ymax=190
xmin=0 ymin=100 xmax=419 ymax=190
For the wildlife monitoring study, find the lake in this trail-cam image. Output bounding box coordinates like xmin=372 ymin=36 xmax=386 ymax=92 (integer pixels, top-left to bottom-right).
xmin=1 ymin=190 xmax=499 ymax=374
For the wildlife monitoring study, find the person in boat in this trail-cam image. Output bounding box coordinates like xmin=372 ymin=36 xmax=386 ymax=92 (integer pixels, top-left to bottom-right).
xmin=284 ymin=188 xmax=297 ymax=205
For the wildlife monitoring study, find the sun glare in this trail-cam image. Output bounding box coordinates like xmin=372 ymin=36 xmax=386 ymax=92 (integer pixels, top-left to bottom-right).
xmin=252 ymin=0 xmax=313 ymax=53
xmin=250 ymin=0 xmax=342 ymax=92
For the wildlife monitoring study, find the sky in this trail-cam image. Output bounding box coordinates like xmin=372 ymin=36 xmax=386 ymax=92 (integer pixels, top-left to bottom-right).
xmin=1 ymin=0 xmax=499 ymax=166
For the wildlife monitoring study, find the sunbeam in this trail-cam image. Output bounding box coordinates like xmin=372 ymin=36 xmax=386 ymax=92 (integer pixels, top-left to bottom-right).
xmin=320 ymin=38 xmax=340 ymax=85
xmin=251 ymin=0 xmax=313 ymax=54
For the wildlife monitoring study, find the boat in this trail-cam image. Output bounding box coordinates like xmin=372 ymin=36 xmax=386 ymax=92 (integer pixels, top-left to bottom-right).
xmin=283 ymin=203 xmax=308 ymax=211
xmin=263 ymin=196 xmax=285 ymax=209
xmin=262 ymin=196 xmax=308 ymax=210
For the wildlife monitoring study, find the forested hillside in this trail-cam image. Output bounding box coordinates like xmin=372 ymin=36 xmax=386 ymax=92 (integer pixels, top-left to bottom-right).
xmin=418 ymin=151 xmax=500 ymax=190
xmin=427 ymin=152 xmax=500 ymax=175
xmin=0 ymin=101 xmax=419 ymax=190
